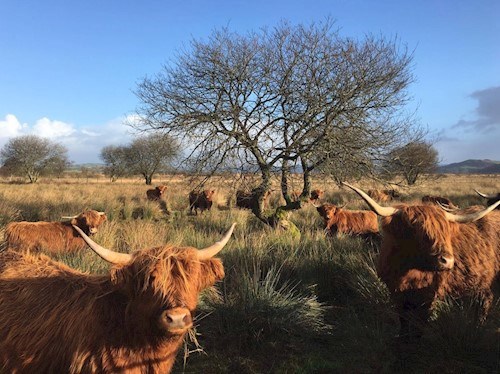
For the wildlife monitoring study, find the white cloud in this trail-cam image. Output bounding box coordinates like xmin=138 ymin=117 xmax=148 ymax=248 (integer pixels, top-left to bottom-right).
xmin=0 ymin=114 xmax=27 ymax=139
xmin=33 ymin=117 xmax=76 ymax=138
xmin=0 ymin=113 xmax=137 ymax=163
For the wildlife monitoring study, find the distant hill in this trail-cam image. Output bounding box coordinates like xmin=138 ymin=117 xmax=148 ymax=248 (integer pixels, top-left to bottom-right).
xmin=438 ymin=159 xmax=500 ymax=174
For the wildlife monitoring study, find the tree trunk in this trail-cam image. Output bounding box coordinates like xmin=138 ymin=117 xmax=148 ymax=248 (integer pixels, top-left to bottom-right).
xmin=144 ymin=174 xmax=152 ymax=185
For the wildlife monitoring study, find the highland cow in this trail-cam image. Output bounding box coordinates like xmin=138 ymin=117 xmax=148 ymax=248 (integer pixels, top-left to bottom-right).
xmin=315 ymin=203 xmax=380 ymax=241
xmin=421 ymin=195 xmax=459 ymax=210
xmin=189 ymin=189 xmax=215 ymax=215
xmin=4 ymin=210 xmax=107 ymax=254
xmin=146 ymin=185 xmax=167 ymax=201
xmin=367 ymin=189 xmax=399 ymax=203
xmin=236 ymin=189 xmax=271 ymax=210
xmin=0 ymin=223 xmax=236 ymax=373
xmin=475 ymin=189 xmax=500 ymax=209
xmin=344 ymin=182 xmax=500 ymax=337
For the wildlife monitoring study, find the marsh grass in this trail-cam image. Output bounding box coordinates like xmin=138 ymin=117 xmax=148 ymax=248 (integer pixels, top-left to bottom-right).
xmin=0 ymin=174 xmax=499 ymax=373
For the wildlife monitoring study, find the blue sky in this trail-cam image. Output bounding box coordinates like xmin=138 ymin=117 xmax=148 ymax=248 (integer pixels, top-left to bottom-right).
xmin=1 ymin=0 xmax=499 ymax=164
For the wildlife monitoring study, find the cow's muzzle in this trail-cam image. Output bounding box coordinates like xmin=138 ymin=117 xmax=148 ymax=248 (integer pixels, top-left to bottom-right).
xmin=160 ymin=307 xmax=193 ymax=333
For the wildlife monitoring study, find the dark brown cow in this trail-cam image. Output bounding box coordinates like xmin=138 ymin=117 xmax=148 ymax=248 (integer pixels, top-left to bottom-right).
xmin=367 ymin=189 xmax=400 ymax=203
xmin=236 ymin=189 xmax=271 ymax=210
xmin=344 ymin=182 xmax=500 ymax=337
xmin=189 ymin=189 xmax=215 ymax=215
xmin=315 ymin=203 xmax=379 ymax=240
xmin=475 ymin=189 xmax=500 ymax=209
xmin=146 ymin=185 xmax=167 ymax=201
xmin=421 ymin=195 xmax=459 ymax=210
xmin=4 ymin=210 xmax=107 ymax=254
xmin=310 ymin=189 xmax=325 ymax=202
xmin=0 ymin=223 xmax=236 ymax=373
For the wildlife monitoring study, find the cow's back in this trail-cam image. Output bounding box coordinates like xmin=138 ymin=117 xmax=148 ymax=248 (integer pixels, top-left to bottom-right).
xmin=5 ymin=221 xmax=81 ymax=254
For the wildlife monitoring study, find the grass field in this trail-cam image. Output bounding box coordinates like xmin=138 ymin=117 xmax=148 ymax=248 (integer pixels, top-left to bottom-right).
xmin=0 ymin=173 xmax=499 ymax=373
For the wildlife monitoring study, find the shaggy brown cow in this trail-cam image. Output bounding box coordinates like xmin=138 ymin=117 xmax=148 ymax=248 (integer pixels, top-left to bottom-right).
xmin=310 ymin=189 xmax=325 ymax=202
xmin=146 ymin=185 xmax=167 ymax=201
xmin=236 ymin=189 xmax=271 ymax=210
xmin=344 ymin=182 xmax=500 ymax=337
xmin=4 ymin=210 xmax=107 ymax=254
xmin=189 ymin=189 xmax=215 ymax=215
xmin=315 ymin=203 xmax=379 ymax=240
xmin=475 ymin=189 xmax=500 ymax=209
xmin=290 ymin=189 xmax=324 ymax=202
xmin=367 ymin=189 xmax=399 ymax=203
xmin=0 ymin=223 xmax=236 ymax=373
xmin=421 ymin=195 xmax=459 ymax=210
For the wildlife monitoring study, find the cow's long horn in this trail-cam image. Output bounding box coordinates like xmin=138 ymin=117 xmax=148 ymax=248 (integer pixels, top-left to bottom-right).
xmin=342 ymin=182 xmax=398 ymax=217
xmin=62 ymin=215 xmax=78 ymax=219
xmin=443 ymin=199 xmax=500 ymax=223
xmin=474 ymin=189 xmax=496 ymax=199
xmin=197 ymin=223 xmax=236 ymax=261
xmin=72 ymin=225 xmax=132 ymax=264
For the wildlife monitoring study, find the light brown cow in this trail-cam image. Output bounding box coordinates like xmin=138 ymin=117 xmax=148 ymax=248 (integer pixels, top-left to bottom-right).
xmin=189 ymin=189 xmax=215 ymax=215
xmin=315 ymin=203 xmax=380 ymax=241
xmin=344 ymin=182 xmax=500 ymax=337
xmin=146 ymin=185 xmax=167 ymax=201
xmin=367 ymin=189 xmax=400 ymax=203
xmin=291 ymin=189 xmax=325 ymax=203
xmin=4 ymin=210 xmax=107 ymax=254
xmin=0 ymin=223 xmax=236 ymax=373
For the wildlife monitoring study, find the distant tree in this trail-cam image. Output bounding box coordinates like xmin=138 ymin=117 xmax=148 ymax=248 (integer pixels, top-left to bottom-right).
xmin=0 ymin=135 xmax=70 ymax=183
xmin=100 ymin=145 xmax=129 ymax=182
xmin=125 ymin=134 xmax=179 ymax=185
xmin=134 ymin=19 xmax=421 ymax=228
xmin=383 ymin=141 xmax=439 ymax=185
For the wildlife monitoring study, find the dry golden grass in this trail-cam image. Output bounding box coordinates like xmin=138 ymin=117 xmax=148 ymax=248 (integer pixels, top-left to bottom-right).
xmin=0 ymin=173 xmax=499 ymax=372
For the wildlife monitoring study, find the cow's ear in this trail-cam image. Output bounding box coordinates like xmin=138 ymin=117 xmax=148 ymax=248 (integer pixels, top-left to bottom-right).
xmin=71 ymin=217 xmax=78 ymax=225
xmin=198 ymin=258 xmax=224 ymax=290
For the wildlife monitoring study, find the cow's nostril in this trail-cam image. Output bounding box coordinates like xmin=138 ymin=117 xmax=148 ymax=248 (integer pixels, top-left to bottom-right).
xmin=166 ymin=315 xmax=173 ymax=323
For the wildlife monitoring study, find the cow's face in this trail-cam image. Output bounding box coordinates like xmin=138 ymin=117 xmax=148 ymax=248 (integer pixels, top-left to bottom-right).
xmin=156 ymin=185 xmax=167 ymax=195
xmin=72 ymin=210 xmax=107 ymax=235
xmin=204 ymin=190 xmax=216 ymax=200
xmin=112 ymin=247 xmax=224 ymax=336
xmin=383 ymin=206 xmax=454 ymax=271
xmin=310 ymin=189 xmax=324 ymax=201
xmin=316 ymin=204 xmax=338 ymax=222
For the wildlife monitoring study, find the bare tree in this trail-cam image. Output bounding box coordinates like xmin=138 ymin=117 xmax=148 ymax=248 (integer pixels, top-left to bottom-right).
xmin=100 ymin=145 xmax=129 ymax=182
xmin=383 ymin=141 xmax=439 ymax=185
xmin=134 ymin=19 xmax=421 ymax=227
xmin=0 ymin=135 xmax=70 ymax=183
xmin=125 ymin=133 xmax=179 ymax=185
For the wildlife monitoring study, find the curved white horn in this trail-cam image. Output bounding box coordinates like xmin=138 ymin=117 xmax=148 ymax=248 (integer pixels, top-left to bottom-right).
xmin=61 ymin=215 xmax=78 ymax=219
xmin=342 ymin=182 xmax=398 ymax=217
xmin=474 ymin=189 xmax=496 ymax=199
xmin=98 ymin=211 xmax=106 ymax=215
xmin=197 ymin=223 xmax=236 ymax=261
xmin=72 ymin=225 xmax=132 ymax=264
xmin=443 ymin=199 xmax=500 ymax=223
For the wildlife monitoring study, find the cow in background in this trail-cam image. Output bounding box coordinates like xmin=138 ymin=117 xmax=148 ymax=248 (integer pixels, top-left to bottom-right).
xmin=0 ymin=223 xmax=235 ymax=373
xmin=314 ymin=203 xmax=380 ymax=242
xmin=236 ymin=189 xmax=272 ymax=210
xmin=422 ymin=195 xmax=459 ymax=210
xmin=4 ymin=210 xmax=107 ymax=254
xmin=189 ymin=189 xmax=215 ymax=215
xmin=475 ymin=189 xmax=500 ymax=209
xmin=344 ymin=182 xmax=500 ymax=337
xmin=146 ymin=185 xmax=167 ymax=201
xmin=290 ymin=189 xmax=324 ymax=203
xmin=367 ymin=189 xmax=400 ymax=203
